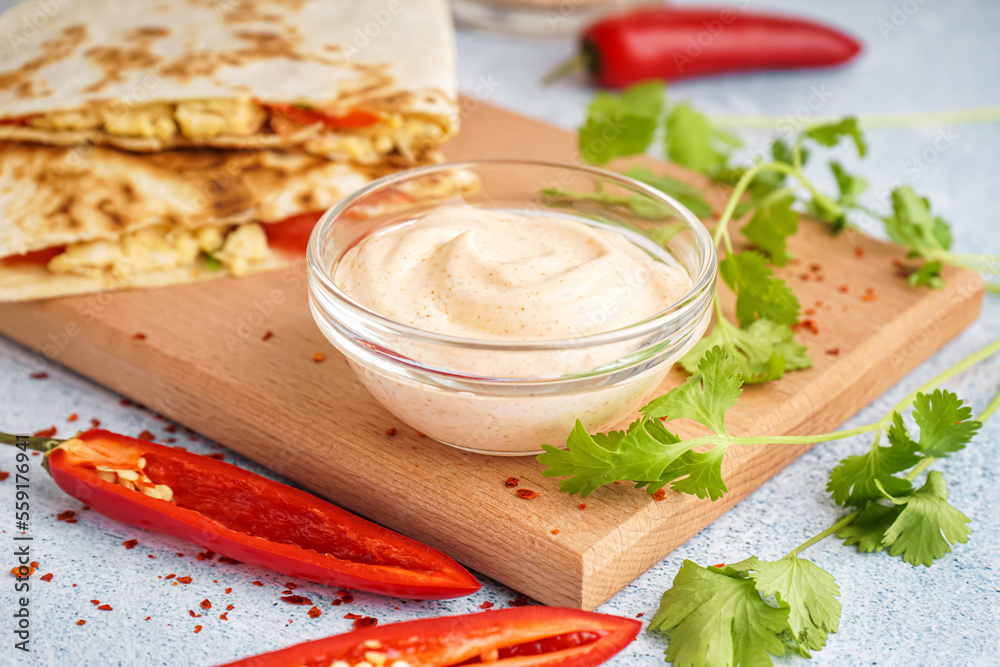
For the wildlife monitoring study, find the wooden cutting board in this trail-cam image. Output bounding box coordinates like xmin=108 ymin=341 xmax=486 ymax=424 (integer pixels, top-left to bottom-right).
xmin=0 ymin=103 xmax=983 ymax=610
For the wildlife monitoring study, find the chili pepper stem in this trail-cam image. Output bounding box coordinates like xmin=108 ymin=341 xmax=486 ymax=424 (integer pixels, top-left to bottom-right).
xmin=0 ymin=431 xmax=65 ymax=453
xmin=542 ymin=53 xmax=589 ymax=86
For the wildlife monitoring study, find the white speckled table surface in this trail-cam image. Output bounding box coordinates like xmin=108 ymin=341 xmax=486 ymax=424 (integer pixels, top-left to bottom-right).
xmin=2 ymin=1 xmax=999 ymax=665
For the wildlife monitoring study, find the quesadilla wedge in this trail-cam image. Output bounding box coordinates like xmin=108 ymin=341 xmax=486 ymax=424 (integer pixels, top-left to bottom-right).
xmin=0 ymin=0 xmax=456 ymax=166
xmin=0 ymin=142 xmax=475 ymax=301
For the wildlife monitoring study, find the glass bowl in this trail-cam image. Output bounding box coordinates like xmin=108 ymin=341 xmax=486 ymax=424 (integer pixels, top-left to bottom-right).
xmin=307 ymin=160 xmax=716 ymax=455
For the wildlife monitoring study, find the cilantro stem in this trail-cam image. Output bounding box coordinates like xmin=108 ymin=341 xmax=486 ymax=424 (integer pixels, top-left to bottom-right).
xmin=903 ymin=456 xmax=935 ymax=483
xmin=784 ymin=509 xmax=862 ymax=558
xmin=979 ymin=385 xmax=1000 ymax=423
xmin=710 ymin=105 xmax=1000 ymax=131
xmin=712 ymin=162 xmax=793 ymax=252
xmin=986 ymin=283 xmax=1000 ymax=295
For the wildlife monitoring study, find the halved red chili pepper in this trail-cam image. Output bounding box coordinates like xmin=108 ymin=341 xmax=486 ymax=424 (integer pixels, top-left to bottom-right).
xmin=1 ymin=429 xmax=480 ymax=600
xmin=262 ymin=210 xmax=325 ymax=255
xmin=266 ymin=103 xmax=382 ymax=129
xmin=549 ymin=7 xmax=862 ymax=88
xmin=216 ymin=607 xmax=641 ymax=667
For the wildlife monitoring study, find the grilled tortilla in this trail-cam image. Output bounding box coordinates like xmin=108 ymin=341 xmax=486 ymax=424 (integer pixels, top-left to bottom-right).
xmin=0 ymin=0 xmax=457 ymax=166
xmin=0 ymin=142 xmax=474 ymax=301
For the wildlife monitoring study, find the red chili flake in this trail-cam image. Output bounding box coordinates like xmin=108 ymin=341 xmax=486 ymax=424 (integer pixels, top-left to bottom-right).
xmin=515 ymin=489 xmax=539 ymax=500
xmin=226 ymin=604 xmax=234 ymax=611
xmin=826 ymin=348 xmax=841 ymax=356
xmin=90 ymin=600 xmax=100 ymax=605
xmin=30 ymin=372 xmax=49 ymax=379
xmin=219 ymin=612 xmax=229 ymax=620
xmin=415 ymin=431 xmax=425 ymax=437
xmin=200 ymin=453 xmax=223 ymax=462
xmin=479 ymin=601 xmax=494 ymax=609
xmin=40 ymin=573 xmax=53 ymax=582
xmin=809 ymin=263 xmax=822 ymax=272
xmin=164 ymin=423 xmax=178 ymax=433
xmin=652 ymin=489 xmax=667 ymax=502
xmin=307 ymin=606 xmax=322 ymax=618
xmin=224 ymin=587 xmax=232 ymax=594
xmin=76 ymin=619 xmax=86 ymax=626
xmin=176 ymin=576 xmax=193 ymax=584
xmin=163 ymin=438 xmax=177 ymax=444
xmin=133 ymin=333 xmax=147 ymax=341
xmin=252 ymin=581 xmax=263 ymax=587
xmin=144 ymin=616 xmax=151 ymax=621
xmin=196 ymin=550 xmax=215 ymax=561
xmin=312 ymin=352 xmax=325 ymax=363
xmin=854 ymin=247 xmax=865 ymax=258
xmin=30 ymin=561 xmax=38 ymax=568
xmin=262 ymin=330 xmax=274 ymax=341
xmin=148 ymin=555 xmax=155 ymax=559
xmin=199 ymin=599 xmax=212 ymax=610
xmin=281 ymin=589 xmax=292 ymax=595
xmin=791 ymin=320 xmax=820 ymax=335
xmin=284 ymin=582 xmax=298 ymax=589
xmin=509 ymin=596 xmax=529 ymax=607
xmin=194 ymin=625 xmax=202 ymax=634
xmin=714 ymin=563 xmax=726 ymax=568
xmin=804 ymin=308 xmax=816 ymax=316
xmin=352 ymin=616 xmax=377 ymax=630
xmin=164 ymin=574 xmax=176 ymax=580
xmin=189 ymin=610 xmax=201 ymax=618
xmin=218 ymin=556 xmax=241 ymax=565
xmin=33 ymin=426 xmax=57 ymax=438
xmin=343 ymin=612 xmax=362 ymax=619
xmin=0 ymin=471 xmax=8 ymax=482
xmin=122 ymin=539 xmax=138 ymax=549
xmin=504 ymin=476 xmax=519 ymax=487
xmin=98 ymin=604 xmax=112 ymax=611
xmin=137 ymin=430 xmax=155 ymax=442
xmin=11 ymin=565 xmax=35 ymax=577
xmin=331 ymin=599 xmax=342 ymax=606
xmin=862 ymin=293 xmax=878 ymax=302
xmin=120 ymin=398 xmax=132 ymax=407
xmin=815 ymin=275 xmax=825 ymax=282
xmin=551 ymin=529 xmax=560 ymax=535
xmin=799 ymin=274 xmax=810 ymax=281
xmin=384 ymin=427 xmax=397 ymax=436
xmin=636 ymin=612 xmax=645 ymax=618
xmin=67 ymin=413 xmax=78 ymax=423
xmin=90 ymin=418 xmax=101 ymax=428
xmin=839 ymin=284 xmax=849 ymax=293
xmin=281 ymin=595 xmax=312 ymax=605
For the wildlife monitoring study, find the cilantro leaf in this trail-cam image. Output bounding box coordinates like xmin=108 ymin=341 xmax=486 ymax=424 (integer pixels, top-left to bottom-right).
xmin=665 ymin=102 xmax=741 ymax=177
xmin=641 ymin=346 xmax=742 ymax=434
xmin=830 ymin=160 xmax=868 ymax=208
xmin=805 ymin=117 xmax=867 ymax=157
xmin=909 ymin=260 xmax=945 ymax=289
xmin=650 ymin=561 xmax=789 ymax=667
xmin=719 ymin=251 xmax=801 ymax=326
xmin=203 ymin=250 xmax=223 ymax=271
xmin=837 ymin=502 xmax=901 ymax=553
xmin=679 ymin=317 xmax=811 ymax=384
xmin=579 ymin=81 xmax=664 ymax=164
xmin=910 ymin=389 xmax=981 ymax=458
xmin=539 ymin=186 xmax=674 ymax=220
xmin=883 ymin=186 xmax=954 ymax=263
xmin=625 ymin=166 xmax=714 ymax=219
xmin=658 ymin=446 xmax=729 ymax=500
xmin=741 ymin=194 xmax=799 ymax=266
xmin=880 ymin=471 xmax=971 ymax=567
xmin=750 ymin=556 xmax=841 ymax=657
xmin=538 ymin=418 xmax=692 ymax=497
xmin=826 ymin=412 xmax=922 ymax=507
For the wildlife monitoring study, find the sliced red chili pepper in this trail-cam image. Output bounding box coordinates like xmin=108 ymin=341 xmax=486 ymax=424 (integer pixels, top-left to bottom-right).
xmin=262 ymin=210 xmax=324 ymax=255
xmin=2 ymin=245 xmax=66 ymax=266
xmin=3 ymin=429 xmax=479 ymax=600
xmin=216 ymin=607 xmax=640 ymax=667
xmin=558 ymin=7 xmax=862 ymax=88
xmin=266 ymin=103 xmax=381 ymax=129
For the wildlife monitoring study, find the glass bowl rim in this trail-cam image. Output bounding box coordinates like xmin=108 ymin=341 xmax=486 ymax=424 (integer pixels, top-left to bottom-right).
xmin=306 ymin=158 xmax=717 ymax=352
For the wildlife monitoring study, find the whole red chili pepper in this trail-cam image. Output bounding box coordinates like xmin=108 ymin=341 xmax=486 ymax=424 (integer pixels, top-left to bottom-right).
xmin=549 ymin=7 xmax=862 ymax=88
xmin=216 ymin=607 xmax=641 ymax=667
xmin=1 ymin=429 xmax=480 ymax=600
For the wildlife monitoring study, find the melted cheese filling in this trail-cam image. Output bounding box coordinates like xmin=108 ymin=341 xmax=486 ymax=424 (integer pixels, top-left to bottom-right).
xmin=46 ymin=222 xmax=270 ymax=278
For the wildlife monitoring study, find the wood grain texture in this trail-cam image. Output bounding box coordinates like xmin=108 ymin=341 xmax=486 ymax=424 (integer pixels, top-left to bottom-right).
xmin=0 ymin=102 xmax=983 ymax=609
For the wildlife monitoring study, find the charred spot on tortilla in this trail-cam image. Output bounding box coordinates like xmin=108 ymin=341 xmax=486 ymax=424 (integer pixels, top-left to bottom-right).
xmin=83 ymin=45 xmax=161 ymax=94
xmin=125 ymin=27 xmax=171 ymax=41
xmin=0 ymin=24 xmax=89 ymax=96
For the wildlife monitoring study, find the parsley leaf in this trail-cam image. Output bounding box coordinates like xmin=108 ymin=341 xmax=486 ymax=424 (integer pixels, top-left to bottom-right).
xmin=880 ymin=471 xmax=971 ymax=567
xmin=679 ymin=317 xmax=811 ymax=384
xmin=805 ymin=117 xmax=867 ymax=157
xmin=578 ymin=81 xmax=664 ymax=164
xmin=719 ymin=251 xmax=801 ymax=326
xmin=910 ymin=389 xmax=980 ymax=457
xmin=625 ymin=166 xmax=714 ymax=219
xmin=665 ymin=102 xmax=741 ymax=177
xmin=826 ymin=412 xmax=922 ymax=507
xmin=641 ymin=345 xmax=742 ymax=434
xmin=650 ymin=561 xmax=789 ymax=667
xmin=741 ymin=194 xmax=799 ymax=266
xmin=750 ymin=556 xmax=841 ymax=657
xmin=837 ymin=502 xmax=901 ymax=553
